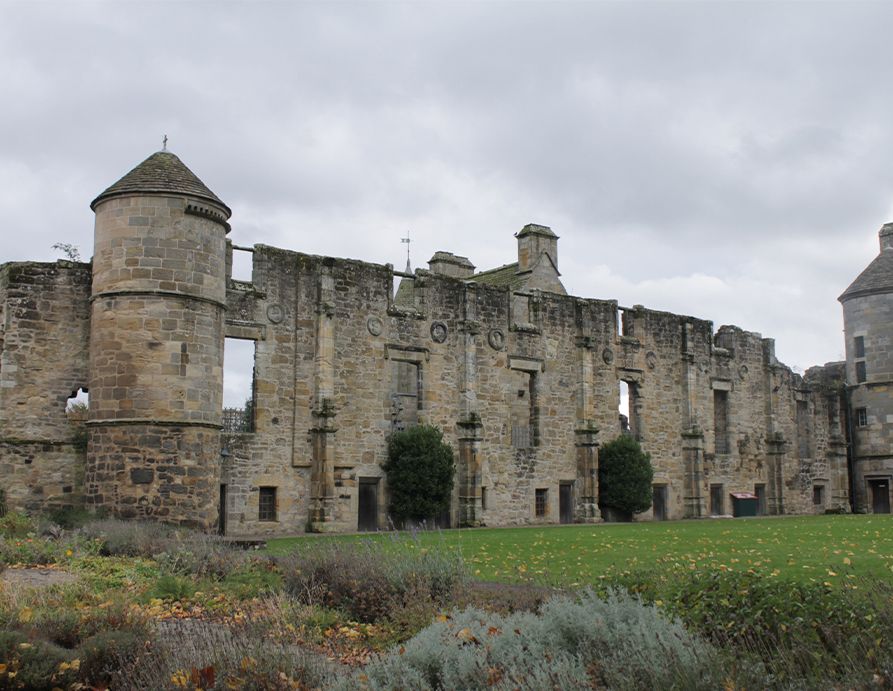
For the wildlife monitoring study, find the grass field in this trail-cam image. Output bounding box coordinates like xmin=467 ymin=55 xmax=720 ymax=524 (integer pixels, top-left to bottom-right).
xmin=268 ymin=514 xmax=893 ymax=585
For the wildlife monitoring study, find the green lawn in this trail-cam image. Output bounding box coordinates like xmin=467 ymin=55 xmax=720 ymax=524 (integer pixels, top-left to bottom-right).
xmin=268 ymin=514 xmax=893 ymax=585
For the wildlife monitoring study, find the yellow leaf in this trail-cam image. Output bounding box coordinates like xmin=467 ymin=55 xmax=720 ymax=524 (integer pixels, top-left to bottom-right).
xmin=18 ymin=607 xmax=33 ymax=623
xmin=843 ymin=557 xmax=851 ymax=565
xmin=0 ymin=663 xmax=6 ymax=674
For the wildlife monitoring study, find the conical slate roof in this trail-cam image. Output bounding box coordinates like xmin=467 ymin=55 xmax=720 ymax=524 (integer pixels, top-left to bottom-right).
xmin=839 ymin=251 xmax=893 ymax=301
xmin=91 ymin=151 xmax=231 ymax=217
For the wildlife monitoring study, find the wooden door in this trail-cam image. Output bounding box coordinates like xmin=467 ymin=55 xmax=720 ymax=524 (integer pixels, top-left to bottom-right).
xmin=358 ymin=479 xmax=379 ymax=531
xmin=652 ymin=485 xmax=667 ymax=521
xmin=559 ymin=483 xmax=573 ymax=524
xmin=870 ymin=480 xmax=890 ymax=514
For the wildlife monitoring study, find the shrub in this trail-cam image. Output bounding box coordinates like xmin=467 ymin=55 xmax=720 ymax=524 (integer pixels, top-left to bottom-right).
xmin=80 ymin=518 xmax=175 ymax=557
xmin=598 ymin=435 xmax=653 ymax=516
xmin=346 ymin=590 xmax=760 ymax=691
xmin=0 ymin=629 xmax=79 ymax=690
xmin=384 ymin=425 xmax=455 ymax=525
xmin=77 ymin=629 xmax=147 ymax=688
xmin=280 ymin=538 xmax=466 ymax=624
xmin=0 ymin=512 xmax=35 ymax=539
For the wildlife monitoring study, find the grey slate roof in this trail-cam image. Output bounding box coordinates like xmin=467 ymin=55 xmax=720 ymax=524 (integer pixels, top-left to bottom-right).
xmin=91 ymin=151 xmax=231 ymax=216
xmin=472 ymin=262 xmax=527 ymax=290
xmin=840 ymin=250 xmax=893 ymax=301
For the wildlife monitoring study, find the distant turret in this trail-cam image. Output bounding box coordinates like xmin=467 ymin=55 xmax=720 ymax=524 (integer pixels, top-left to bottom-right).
xmin=839 ymin=222 xmax=893 ymax=513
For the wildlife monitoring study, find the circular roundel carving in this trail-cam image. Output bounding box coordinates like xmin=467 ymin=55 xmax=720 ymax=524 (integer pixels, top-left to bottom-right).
xmin=645 ymin=351 xmax=657 ymax=370
xmin=431 ymin=322 xmax=449 ymax=343
xmin=430 ymin=321 xmax=448 ymax=344
xmin=266 ymin=304 xmax=285 ymax=324
xmin=488 ymin=328 xmax=505 ymax=351
xmin=738 ymin=364 xmax=749 ymax=380
xmin=699 ymin=359 xmax=710 ymax=374
xmin=602 ymin=347 xmax=614 ymax=365
xmin=366 ymin=316 xmax=383 ymax=337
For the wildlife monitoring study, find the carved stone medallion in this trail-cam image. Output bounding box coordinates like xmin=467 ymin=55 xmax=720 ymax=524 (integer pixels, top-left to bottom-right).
xmin=430 ymin=321 xmax=448 ymax=343
xmin=366 ymin=316 xmax=383 ymax=337
xmin=488 ymin=328 xmax=505 ymax=351
xmin=266 ymin=304 xmax=285 ymax=324
xmin=602 ymin=347 xmax=614 ymax=365
xmin=738 ymin=364 xmax=749 ymax=380
xmin=645 ymin=351 xmax=657 ymax=370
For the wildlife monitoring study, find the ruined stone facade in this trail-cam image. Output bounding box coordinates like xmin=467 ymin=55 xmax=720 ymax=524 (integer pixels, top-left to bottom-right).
xmin=1 ymin=150 xmax=876 ymax=534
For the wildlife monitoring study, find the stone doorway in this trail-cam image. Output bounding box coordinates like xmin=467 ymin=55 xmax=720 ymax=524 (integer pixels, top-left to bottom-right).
xmin=710 ymin=484 xmax=725 ymax=516
xmin=869 ymin=479 xmax=890 ymax=514
xmin=652 ymin=485 xmax=668 ymax=521
xmin=358 ymin=478 xmax=379 ymax=531
xmin=559 ymin=482 xmax=573 ymax=524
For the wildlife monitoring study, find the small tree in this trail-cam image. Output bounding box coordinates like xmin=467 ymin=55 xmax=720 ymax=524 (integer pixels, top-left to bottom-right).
xmin=598 ymin=435 xmax=653 ymax=517
xmin=384 ymin=425 xmax=455 ymax=525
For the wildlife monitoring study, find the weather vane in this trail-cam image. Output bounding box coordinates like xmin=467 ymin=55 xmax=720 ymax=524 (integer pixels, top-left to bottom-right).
xmin=162 ymin=134 xmax=168 ymax=151
xmin=401 ymin=231 xmax=412 ymax=273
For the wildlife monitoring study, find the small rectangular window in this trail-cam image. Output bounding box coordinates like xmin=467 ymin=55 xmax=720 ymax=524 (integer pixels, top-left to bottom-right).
xmin=856 ymin=407 xmax=869 ymax=427
xmin=813 ymin=485 xmax=825 ymax=506
xmin=713 ymin=390 xmax=730 ymax=455
xmin=258 ymin=486 xmax=277 ymax=521
xmin=481 ymin=487 xmax=488 ymax=511
xmin=535 ymin=488 xmax=548 ymax=517
xmin=854 ymin=336 xmax=865 ymax=358
xmin=856 ymin=361 xmax=867 ymax=383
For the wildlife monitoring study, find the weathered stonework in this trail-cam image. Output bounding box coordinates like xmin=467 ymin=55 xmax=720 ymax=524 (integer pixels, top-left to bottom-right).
xmin=3 ymin=150 xmax=883 ymax=533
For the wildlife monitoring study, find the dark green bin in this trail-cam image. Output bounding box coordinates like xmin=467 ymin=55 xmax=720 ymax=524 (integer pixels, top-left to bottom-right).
xmin=731 ymin=492 xmax=758 ymax=517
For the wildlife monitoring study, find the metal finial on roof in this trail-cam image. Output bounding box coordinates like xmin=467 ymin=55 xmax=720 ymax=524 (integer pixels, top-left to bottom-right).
xmin=162 ymin=134 xmax=168 ymax=152
xmin=401 ymin=231 xmax=412 ymax=272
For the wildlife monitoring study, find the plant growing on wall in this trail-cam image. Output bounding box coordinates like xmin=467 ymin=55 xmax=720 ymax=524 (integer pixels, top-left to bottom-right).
xmin=598 ymin=435 xmax=654 ymax=517
xmin=384 ymin=425 xmax=455 ymax=525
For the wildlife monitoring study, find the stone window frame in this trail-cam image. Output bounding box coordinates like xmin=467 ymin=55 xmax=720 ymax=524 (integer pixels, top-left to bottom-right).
xmin=508 ymin=356 xmax=543 ymax=449
xmin=258 ymin=486 xmax=278 ymax=522
xmin=534 ymin=487 xmax=548 ymax=517
xmin=812 ymin=484 xmax=825 ymax=506
xmin=711 ymin=379 xmax=732 ymax=456
xmin=854 ymin=335 xmax=866 ymax=359
xmin=856 ymin=407 xmax=869 ymax=427
xmin=856 ymin=360 xmax=867 ymax=384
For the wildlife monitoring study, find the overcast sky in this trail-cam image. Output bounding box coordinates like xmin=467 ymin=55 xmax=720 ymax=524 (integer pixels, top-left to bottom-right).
xmin=3 ymin=1 xmax=891 ymax=405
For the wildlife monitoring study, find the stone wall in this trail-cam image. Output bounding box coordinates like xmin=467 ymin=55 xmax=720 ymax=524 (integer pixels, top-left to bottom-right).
xmin=0 ymin=261 xmax=91 ymax=511
xmin=217 ymin=242 xmax=850 ymax=534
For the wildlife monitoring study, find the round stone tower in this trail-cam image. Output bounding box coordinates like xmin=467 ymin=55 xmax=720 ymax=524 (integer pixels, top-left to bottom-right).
xmin=839 ymin=222 xmax=893 ymax=513
xmin=86 ymin=150 xmax=231 ymax=527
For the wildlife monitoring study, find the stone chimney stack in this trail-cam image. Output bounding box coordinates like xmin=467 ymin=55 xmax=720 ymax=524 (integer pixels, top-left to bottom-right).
xmin=880 ymin=222 xmax=893 ymax=252
xmin=516 ymin=223 xmax=558 ymax=273
xmin=428 ymin=251 xmax=475 ymax=279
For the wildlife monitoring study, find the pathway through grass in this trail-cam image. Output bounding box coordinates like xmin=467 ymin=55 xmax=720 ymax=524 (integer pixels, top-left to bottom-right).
xmin=268 ymin=514 xmax=893 ymax=586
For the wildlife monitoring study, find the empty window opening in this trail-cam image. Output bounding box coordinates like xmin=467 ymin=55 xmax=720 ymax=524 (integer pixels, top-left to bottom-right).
xmin=481 ymin=487 xmax=488 ymax=511
xmin=856 ymin=407 xmax=869 ymax=427
xmin=797 ymin=400 xmax=811 ymax=458
xmin=230 ymin=246 xmax=254 ymax=282
xmin=856 ymin=361 xmax=867 ymax=383
xmin=620 ymin=308 xmax=635 ymax=337
xmin=224 ymin=338 xmax=256 ymax=433
xmin=535 ymin=488 xmax=548 ymax=517
xmin=813 ymin=485 xmax=825 ymax=506
xmin=854 ymin=336 xmax=865 ymax=358
xmin=619 ymin=381 xmax=640 ymax=440
xmin=713 ymin=390 xmax=730 ymax=455
xmin=66 ymin=388 xmax=89 ymax=418
xmin=258 ymin=486 xmax=277 ymax=521
xmin=391 ymin=360 xmax=420 ymax=431
xmin=394 ymin=275 xmax=415 ymax=307
xmin=511 ymin=370 xmax=537 ymax=448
